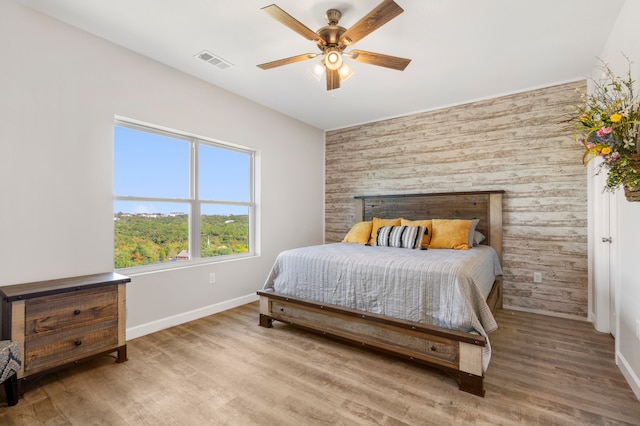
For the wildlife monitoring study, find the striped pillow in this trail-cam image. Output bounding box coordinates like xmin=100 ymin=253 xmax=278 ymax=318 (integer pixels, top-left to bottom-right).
xmin=375 ymin=225 xmax=427 ymax=249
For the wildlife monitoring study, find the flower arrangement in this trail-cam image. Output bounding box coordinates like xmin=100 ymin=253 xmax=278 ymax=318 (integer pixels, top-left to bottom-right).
xmin=575 ymin=57 xmax=640 ymax=198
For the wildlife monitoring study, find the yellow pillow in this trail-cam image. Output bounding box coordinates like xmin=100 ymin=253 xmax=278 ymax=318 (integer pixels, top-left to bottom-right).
xmin=429 ymin=219 xmax=472 ymax=250
xmin=369 ymin=217 xmax=401 ymax=245
xmin=342 ymin=221 xmax=373 ymax=244
xmin=401 ymin=219 xmax=432 ymax=248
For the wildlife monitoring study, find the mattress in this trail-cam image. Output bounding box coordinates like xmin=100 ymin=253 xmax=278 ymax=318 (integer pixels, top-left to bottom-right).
xmin=263 ymin=242 xmax=503 ymax=371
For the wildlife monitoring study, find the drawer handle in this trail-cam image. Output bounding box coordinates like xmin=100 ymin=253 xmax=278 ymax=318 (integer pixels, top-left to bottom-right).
xmin=75 ymin=340 xmax=82 ymax=347
xmin=73 ymin=309 xmax=81 ymax=315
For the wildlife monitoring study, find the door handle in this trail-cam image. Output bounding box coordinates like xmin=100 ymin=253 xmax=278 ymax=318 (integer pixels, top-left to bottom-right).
xmin=602 ymin=237 xmax=613 ymax=243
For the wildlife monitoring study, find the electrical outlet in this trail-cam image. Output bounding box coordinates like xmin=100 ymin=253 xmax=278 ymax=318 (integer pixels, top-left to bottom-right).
xmin=209 ymin=273 xmax=216 ymax=284
xmin=533 ymin=272 xmax=542 ymax=283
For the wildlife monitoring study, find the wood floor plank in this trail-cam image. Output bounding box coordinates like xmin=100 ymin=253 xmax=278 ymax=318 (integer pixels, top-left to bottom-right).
xmin=1 ymin=304 xmax=639 ymax=425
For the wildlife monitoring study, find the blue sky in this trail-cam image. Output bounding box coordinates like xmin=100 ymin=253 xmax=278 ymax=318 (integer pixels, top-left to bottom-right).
xmin=114 ymin=125 xmax=250 ymax=215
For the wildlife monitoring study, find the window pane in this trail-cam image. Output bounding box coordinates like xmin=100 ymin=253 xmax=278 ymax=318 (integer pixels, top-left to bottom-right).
xmin=198 ymin=144 xmax=250 ymax=202
xmin=114 ymin=201 xmax=189 ymax=268
xmin=201 ymin=204 xmax=249 ymax=258
xmin=114 ymin=126 xmax=190 ymax=198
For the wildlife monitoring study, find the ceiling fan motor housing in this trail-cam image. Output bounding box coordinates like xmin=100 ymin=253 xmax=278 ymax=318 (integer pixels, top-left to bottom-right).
xmin=316 ymin=8 xmax=348 ymax=53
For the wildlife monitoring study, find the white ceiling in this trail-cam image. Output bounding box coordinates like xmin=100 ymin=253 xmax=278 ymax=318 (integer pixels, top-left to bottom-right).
xmin=18 ymin=0 xmax=625 ymax=130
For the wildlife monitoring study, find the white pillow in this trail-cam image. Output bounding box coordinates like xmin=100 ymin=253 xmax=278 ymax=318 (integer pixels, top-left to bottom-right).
xmin=473 ymin=231 xmax=486 ymax=246
xmin=468 ymin=218 xmax=480 ymax=248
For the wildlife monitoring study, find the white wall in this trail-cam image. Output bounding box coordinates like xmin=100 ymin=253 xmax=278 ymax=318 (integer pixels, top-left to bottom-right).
xmin=0 ymin=1 xmax=325 ymax=335
xmin=597 ymin=0 xmax=640 ymax=399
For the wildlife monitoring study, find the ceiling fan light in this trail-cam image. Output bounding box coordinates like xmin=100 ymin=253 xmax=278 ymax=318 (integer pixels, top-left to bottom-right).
xmin=309 ymin=61 xmax=325 ymax=81
xmin=325 ymin=48 xmax=342 ymax=70
xmin=338 ymin=63 xmax=354 ymax=82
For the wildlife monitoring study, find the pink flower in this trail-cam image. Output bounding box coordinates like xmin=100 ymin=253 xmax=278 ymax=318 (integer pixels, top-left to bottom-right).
xmin=597 ymin=127 xmax=613 ymax=137
xmin=587 ymin=143 xmax=595 ymax=149
xmin=606 ymin=152 xmax=621 ymax=165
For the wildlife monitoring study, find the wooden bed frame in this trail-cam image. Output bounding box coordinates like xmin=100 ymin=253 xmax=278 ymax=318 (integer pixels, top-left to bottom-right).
xmin=257 ymin=191 xmax=504 ymax=397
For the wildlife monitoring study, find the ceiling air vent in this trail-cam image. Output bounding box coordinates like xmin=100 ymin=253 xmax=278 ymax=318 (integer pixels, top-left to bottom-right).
xmin=195 ymin=50 xmax=233 ymax=70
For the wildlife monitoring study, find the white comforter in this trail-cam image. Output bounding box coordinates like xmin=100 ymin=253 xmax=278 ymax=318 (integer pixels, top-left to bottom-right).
xmin=263 ymin=243 xmax=503 ymax=371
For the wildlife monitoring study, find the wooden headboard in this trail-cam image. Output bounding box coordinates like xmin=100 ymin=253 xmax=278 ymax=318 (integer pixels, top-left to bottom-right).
xmin=354 ymin=191 xmax=504 ymax=264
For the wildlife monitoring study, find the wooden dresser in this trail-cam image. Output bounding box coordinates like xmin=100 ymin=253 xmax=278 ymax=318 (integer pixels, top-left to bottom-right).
xmin=0 ymin=272 xmax=130 ymax=390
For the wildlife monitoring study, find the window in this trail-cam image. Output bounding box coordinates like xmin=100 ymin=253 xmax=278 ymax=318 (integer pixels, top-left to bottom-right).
xmin=114 ymin=120 xmax=254 ymax=270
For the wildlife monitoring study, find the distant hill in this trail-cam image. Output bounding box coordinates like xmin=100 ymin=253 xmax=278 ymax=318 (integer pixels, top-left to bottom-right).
xmin=114 ymin=214 xmax=248 ymax=268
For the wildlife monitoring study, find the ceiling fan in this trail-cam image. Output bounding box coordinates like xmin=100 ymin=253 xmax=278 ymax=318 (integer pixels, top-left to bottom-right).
xmin=257 ymin=0 xmax=411 ymax=91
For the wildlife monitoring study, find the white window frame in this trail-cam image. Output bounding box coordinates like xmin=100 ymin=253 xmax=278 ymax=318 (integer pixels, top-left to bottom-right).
xmin=114 ymin=118 xmax=256 ymax=273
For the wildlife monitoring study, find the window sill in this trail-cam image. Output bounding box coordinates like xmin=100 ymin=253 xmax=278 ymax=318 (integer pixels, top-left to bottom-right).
xmin=116 ymin=252 xmax=257 ymax=277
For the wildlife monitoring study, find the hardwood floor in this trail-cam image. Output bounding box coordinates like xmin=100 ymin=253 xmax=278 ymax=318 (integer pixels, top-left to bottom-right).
xmin=1 ymin=303 xmax=639 ymax=425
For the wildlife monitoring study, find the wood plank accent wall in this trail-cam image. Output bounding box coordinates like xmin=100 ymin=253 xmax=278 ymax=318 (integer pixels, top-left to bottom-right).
xmin=325 ymin=82 xmax=588 ymax=319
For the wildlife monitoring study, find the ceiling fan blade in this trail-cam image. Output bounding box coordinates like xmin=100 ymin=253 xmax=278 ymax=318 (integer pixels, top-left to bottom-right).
xmin=339 ymin=0 xmax=404 ymax=46
xmin=326 ymin=68 xmax=341 ymax=91
xmin=348 ymin=50 xmax=411 ymax=71
xmin=262 ymin=4 xmax=322 ymax=43
xmin=257 ymin=53 xmax=319 ymax=70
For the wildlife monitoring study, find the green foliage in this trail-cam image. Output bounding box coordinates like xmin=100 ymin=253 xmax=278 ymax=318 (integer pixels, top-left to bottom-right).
xmin=201 ymin=214 xmax=249 ymax=258
xmin=606 ymin=155 xmax=640 ymax=191
xmin=114 ymin=214 xmax=248 ymax=268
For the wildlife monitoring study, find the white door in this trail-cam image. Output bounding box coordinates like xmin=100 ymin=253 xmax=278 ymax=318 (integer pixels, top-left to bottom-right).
xmin=605 ymin=191 xmax=616 ymax=337
xmin=591 ymin=161 xmax=616 ymax=336
xmin=608 ymin=191 xmax=618 ymax=338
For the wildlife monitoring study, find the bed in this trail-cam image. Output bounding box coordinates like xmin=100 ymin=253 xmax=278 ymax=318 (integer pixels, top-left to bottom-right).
xmin=257 ymin=191 xmax=504 ymax=396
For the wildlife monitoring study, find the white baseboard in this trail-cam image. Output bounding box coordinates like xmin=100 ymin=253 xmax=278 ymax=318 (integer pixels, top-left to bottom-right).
xmin=503 ymin=305 xmax=589 ymax=322
xmin=617 ymin=351 xmax=640 ymax=401
xmin=126 ymin=293 xmax=259 ymax=340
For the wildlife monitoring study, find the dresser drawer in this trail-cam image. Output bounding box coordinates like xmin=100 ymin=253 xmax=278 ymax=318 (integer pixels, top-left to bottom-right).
xmin=25 ymin=321 xmax=118 ymax=373
xmin=25 ymin=285 xmax=118 ymax=338
xmin=23 ymin=284 xmax=120 ymax=374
